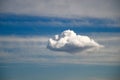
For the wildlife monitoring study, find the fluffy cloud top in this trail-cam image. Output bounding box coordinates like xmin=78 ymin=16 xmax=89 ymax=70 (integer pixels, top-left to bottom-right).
xmin=47 ymin=30 xmax=103 ymax=53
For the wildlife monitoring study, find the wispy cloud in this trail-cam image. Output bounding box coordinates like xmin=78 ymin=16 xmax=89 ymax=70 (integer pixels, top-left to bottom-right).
xmin=0 ymin=0 xmax=120 ymax=19
xmin=0 ymin=36 xmax=48 ymax=42
xmin=0 ymin=33 xmax=120 ymax=65
xmin=0 ymin=14 xmax=120 ymax=27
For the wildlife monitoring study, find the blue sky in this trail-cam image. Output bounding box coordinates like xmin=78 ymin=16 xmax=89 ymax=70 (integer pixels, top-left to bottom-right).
xmin=0 ymin=13 xmax=120 ymax=36
xmin=0 ymin=0 xmax=120 ymax=80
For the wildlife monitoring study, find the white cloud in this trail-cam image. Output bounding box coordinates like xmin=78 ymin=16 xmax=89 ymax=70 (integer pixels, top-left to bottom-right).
xmin=47 ymin=30 xmax=103 ymax=53
xmin=0 ymin=34 xmax=120 ymax=65
xmin=0 ymin=0 xmax=120 ymax=18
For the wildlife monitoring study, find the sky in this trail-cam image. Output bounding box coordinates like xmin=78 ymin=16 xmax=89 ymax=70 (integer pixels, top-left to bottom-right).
xmin=0 ymin=0 xmax=120 ymax=80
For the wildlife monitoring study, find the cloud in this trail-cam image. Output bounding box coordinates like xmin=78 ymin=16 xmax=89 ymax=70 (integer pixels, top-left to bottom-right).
xmin=47 ymin=30 xmax=103 ymax=53
xmin=0 ymin=35 xmax=120 ymax=65
xmin=0 ymin=36 xmax=48 ymax=42
xmin=0 ymin=0 xmax=120 ymax=18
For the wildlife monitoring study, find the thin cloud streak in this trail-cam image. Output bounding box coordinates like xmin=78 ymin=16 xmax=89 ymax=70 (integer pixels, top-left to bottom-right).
xmin=0 ymin=34 xmax=120 ymax=65
xmin=0 ymin=0 xmax=120 ymax=18
xmin=0 ymin=36 xmax=49 ymax=42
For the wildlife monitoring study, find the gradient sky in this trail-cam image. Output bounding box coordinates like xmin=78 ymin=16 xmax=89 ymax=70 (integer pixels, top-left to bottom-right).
xmin=0 ymin=0 xmax=120 ymax=80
